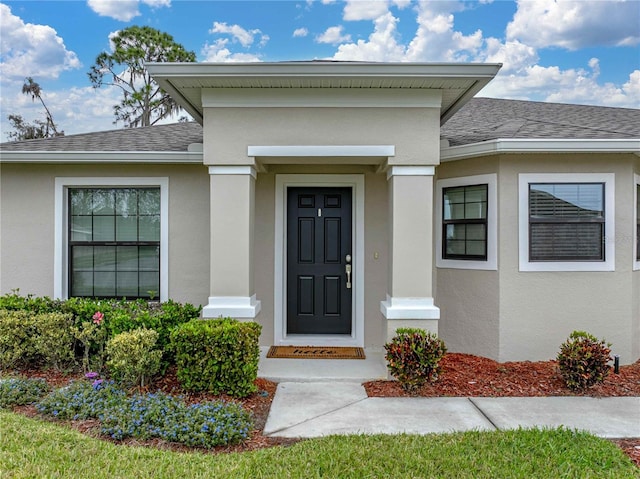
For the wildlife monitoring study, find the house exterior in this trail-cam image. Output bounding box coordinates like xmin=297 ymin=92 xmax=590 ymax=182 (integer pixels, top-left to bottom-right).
xmin=1 ymin=62 xmax=639 ymax=364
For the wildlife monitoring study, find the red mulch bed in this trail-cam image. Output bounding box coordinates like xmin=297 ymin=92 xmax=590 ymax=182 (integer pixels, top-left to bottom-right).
xmin=364 ymin=353 xmax=640 ymax=466
xmin=7 ymin=354 xmax=640 ymax=466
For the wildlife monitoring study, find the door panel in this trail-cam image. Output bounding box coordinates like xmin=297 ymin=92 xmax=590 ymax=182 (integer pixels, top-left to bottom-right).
xmin=287 ymin=187 xmax=352 ymax=334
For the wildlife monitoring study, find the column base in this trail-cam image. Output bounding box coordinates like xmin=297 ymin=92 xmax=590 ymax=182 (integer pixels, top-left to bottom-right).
xmin=202 ymin=294 xmax=261 ymax=319
xmin=380 ymin=295 xmax=440 ymax=341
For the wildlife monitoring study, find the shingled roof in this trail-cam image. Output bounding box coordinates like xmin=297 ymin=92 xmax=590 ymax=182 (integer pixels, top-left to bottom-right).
xmin=441 ymin=98 xmax=640 ymax=146
xmin=0 ymin=121 xmax=203 ymax=152
xmin=1 ymin=98 xmax=638 ymax=152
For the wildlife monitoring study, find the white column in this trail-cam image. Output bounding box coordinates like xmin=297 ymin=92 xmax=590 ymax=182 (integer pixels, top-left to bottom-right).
xmin=380 ymin=166 xmax=440 ymax=339
xmin=202 ymin=166 xmax=261 ymax=319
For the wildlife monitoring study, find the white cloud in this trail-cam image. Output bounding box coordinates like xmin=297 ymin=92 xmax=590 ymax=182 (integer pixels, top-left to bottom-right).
xmin=483 ymin=38 xmax=539 ymax=73
xmin=87 ymin=0 xmax=140 ymax=22
xmin=343 ymin=0 xmax=390 ymax=21
xmin=332 ymin=13 xmax=405 ymax=61
xmin=201 ymin=39 xmax=262 ymax=63
xmin=293 ymin=28 xmax=309 ymax=38
xmin=87 ymin=0 xmax=170 ymax=21
xmin=506 ymin=0 xmax=640 ymax=50
xmin=210 ymin=22 xmax=268 ymax=48
xmin=0 ymin=3 xmax=81 ymax=80
xmin=404 ymin=2 xmax=483 ymax=62
xmin=316 ymin=26 xmax=352 ymax=44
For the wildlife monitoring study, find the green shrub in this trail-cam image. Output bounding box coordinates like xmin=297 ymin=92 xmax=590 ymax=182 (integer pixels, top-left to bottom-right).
xmin=31 ymin=312 xmax=75 ymax=371
xmin=0 ymin=310 xmax=76 ymax=371
xmin=170 ymin=318 xmax=261 ymax=398
xmin=0 ymin=377 xmax=50 ymax=408
xmin=106 ymin=329 xmax=162 ymax=388
xmin=557 ymin=331 xmax=612 ymax=390
xmin=0 ymin=310 xmax=39 ymax=369
xmin=384 ymin=328 xmax=447 ymax=394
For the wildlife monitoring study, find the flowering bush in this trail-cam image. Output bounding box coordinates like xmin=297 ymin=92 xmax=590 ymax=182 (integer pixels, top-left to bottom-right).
xmin=101 ymin=392 xmax=252 ymax=447
xmin=385 ymin=328 xmax=447 ymax=394
xmin=0 ymin=377 xmax=50 ymax=408
xmin=557 ymin=331 xmax=612 ymax=390
xmin=36 ymin=380 xmax=126 ymax=420
xmin=35 ymin=381 xmax=252 ymax=447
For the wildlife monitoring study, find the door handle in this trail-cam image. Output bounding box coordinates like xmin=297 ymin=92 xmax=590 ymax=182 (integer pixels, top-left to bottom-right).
xmin=346 ymin=264 xmax=352 ymax=289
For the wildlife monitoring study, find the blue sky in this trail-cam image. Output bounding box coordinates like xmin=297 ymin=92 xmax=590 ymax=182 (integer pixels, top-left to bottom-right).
xmin=1 ymin=0 xmax=639 ymax=138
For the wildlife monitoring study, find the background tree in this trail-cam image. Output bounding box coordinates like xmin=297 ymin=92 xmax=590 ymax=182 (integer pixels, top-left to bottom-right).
xmin=88 ymin=26 xmax=196 ymax=128
xmin=22 ymin=77 xmax=59 ymax=136
xmin=5 ymin=78 xmax=62 ymax=141
xmin=6 ymin=115 xmax=50 ymax=141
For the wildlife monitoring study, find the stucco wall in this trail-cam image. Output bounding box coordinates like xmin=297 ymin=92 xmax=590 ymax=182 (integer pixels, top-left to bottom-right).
xmin=498 ymin=154 xmax=638 ymax=364
xmin=435 ymin=157 xmax=500 ymax=359
xmin=203 ymin=107 xmax=441 ymax=166
xmin=0 ymin=164 xmax=210 ymax=307
xmin=252 ymin=166 xmax=388 ymax=348
xmin=435 ymin=153 xmax=639 ymax=364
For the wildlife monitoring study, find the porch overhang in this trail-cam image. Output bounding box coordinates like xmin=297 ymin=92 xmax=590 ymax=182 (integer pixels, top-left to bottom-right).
xmin=146 ymin=61 xmax=501 ymax=125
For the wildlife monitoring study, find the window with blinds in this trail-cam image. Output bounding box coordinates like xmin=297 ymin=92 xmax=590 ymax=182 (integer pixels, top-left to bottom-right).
xmin=68 ymin=188 xmax=160 ymax=298
xmin=528 ymin=183 xmax=605 ymax=262
xmin=637 ymin=184 xmax=640 ymax=261
xmin=443 ymin=184 xmax=488 ymax=260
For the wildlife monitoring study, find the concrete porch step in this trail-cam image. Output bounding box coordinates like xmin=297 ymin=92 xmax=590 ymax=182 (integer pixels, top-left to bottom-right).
xmin=257 ymin=347 xmax=388 ymax=382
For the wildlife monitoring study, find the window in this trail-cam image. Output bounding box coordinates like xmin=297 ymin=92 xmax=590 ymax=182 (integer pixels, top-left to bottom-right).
xmin=436 ymin=174 xmax=497 ymax=270
xmin=519 ymin=173 xmax=615 ymax=272
xmin=55 ymin=177 xmax=168 ymax=300
xmin=69 ymin=188 xmax=160 ymax=298
xmin=442 ymin=184 xmax=488 ymax=260
xmin=529 ymin=183 xmax=605 ymax=261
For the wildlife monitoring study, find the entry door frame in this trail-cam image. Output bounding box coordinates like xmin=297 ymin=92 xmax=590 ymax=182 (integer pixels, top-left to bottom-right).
xmin=275 ymin=174 xmax=365 ymax=347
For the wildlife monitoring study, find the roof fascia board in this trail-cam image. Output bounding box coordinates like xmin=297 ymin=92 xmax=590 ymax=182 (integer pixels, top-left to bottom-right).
xmin=0 ymin=151 xmax=203 ymax=164
xmin=146 ymin=62 xmax=502 ymax=80
xmin=441 ymin=139 xmax=640 ymax=161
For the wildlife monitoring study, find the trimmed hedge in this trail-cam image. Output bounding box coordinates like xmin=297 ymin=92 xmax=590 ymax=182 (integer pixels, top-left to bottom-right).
xmin=0 ymin=310 xmax=75 ymax=371
xmin=170 ymin=318 xmax=261 ymax=398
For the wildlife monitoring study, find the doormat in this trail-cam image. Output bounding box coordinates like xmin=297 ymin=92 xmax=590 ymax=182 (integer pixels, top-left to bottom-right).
xmin=267 ymin=346 xmax=366 ymax=360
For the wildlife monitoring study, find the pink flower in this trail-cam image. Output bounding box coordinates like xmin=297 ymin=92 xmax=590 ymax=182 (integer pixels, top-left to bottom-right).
xmin=92 ymin=311 xmax=104 ymax=325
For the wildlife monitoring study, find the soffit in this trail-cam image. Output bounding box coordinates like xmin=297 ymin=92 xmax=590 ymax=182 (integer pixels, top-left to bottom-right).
xmin=146 ymin=62 xmax=501 ymax=125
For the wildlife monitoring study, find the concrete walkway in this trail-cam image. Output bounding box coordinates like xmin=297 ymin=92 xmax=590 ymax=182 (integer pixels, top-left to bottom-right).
xmin=264 ymin=382 xmax=640 ymax=439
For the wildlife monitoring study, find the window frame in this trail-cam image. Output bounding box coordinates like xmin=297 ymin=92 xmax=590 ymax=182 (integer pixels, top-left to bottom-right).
xmin=635 ymin=174 xmax=640 ymax=271
xmin=518 ymin=173 xmax=615 ymax=272
xmin=436 ymin=174 xmax=497 ymax=270
xmin=55 ymin=177 xmax=169 ymax=300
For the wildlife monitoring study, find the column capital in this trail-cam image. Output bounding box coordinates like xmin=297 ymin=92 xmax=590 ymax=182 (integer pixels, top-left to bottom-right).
xmin=386 ymin=165 xmax=435 ymax=180
xmin=208 ymin=165 xmax=257 ymax=179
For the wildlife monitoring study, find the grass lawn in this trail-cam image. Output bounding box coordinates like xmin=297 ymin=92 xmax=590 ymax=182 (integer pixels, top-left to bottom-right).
xmin=1 ymin=411 xmax=637 ymax=478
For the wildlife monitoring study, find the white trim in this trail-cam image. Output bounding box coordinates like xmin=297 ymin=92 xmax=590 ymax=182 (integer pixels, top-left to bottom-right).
xmin=203 ymin=88 xmax=442 ymax=108
xmin=380 ymin=295 xmax=440 ymax=319
xmin=518 ymin=173 xmax=615 ymax=272
xmin=54 ymin=177 xmax=169 ymax=300
xmin=274 ymin=174 xmax=365 ymax=347
xmin=0 ymin=151 xmax=202 ymax=164
xmin=435 ymin=174 xmax=498 ymax=270
xmin=208 ymin=165 xmax=257 ymax=179
xmin=441 ymin=139 xmax=640 ymax=162
xmin=386 ymin=166 xmax=435 ymax=179
xmin=248 ymin=145 xmax=395 ymax=158
xmin=634 ymin=174 xmax=640 ymax=271
xmin=202 ymin=294 xmax=261 ymax=319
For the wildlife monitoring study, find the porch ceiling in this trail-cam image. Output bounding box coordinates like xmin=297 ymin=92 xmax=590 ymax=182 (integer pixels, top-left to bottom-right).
xmin=146 ymin=62 xmax=501 ymax=126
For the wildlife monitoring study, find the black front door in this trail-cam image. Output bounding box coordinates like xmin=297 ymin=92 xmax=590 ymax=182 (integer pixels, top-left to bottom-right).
xmin=287 ymin=187 xmax=352 ymax=334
